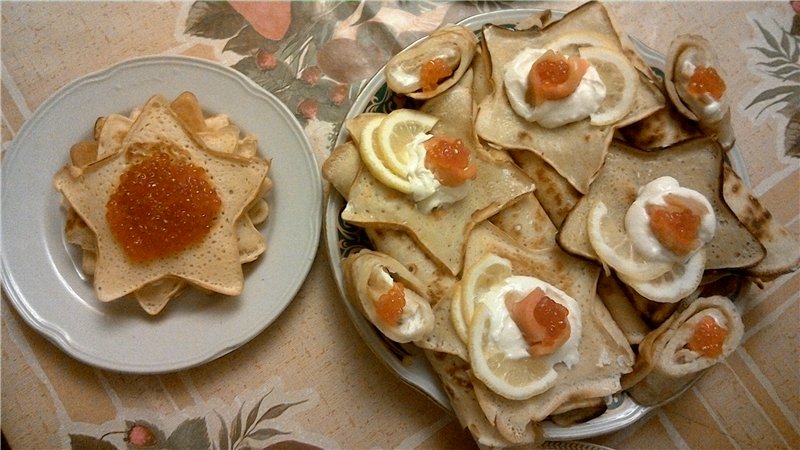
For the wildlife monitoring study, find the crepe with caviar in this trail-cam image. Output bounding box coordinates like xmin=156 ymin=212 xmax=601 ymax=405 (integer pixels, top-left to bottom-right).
xmin=54 ymin=94 xmax=270 ymax=307
xmin=474 ymin=1 xmax=665 ymax=193
xmin=339 ymin=67 xmax=534 ymax=276
xmin=454 ymin=222 xmax=633 ymax=442
xmin=558 ymin=137 xmax=765 ymax=271
xmin=622 ymin=295 xmax=743 ymax=406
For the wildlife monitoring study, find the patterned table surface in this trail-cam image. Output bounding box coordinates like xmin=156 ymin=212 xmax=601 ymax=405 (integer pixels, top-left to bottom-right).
xmin=2 ymin=1 xmax=798 ymax=449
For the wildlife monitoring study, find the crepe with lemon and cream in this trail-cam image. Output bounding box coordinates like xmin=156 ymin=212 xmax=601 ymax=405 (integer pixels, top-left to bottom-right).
xmin=558 ymin=137 xmax=764 ymax=305
xmin=54 ymin=93 xmax=271 ymax=314
xmin=474 ymin=1 xmax=664 ymax=193
xmin=449 ymin=222 xmax=633 ymax=443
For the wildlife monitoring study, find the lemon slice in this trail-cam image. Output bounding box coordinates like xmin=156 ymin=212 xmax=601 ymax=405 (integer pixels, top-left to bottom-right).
xmin=580 ymin=46 xmax=638 ymax=126
xmin=468 ymin=303 xmax=559 ymax=400
xmin=449 ymin=284 xmax=470 ymax=344
xmin=358 ymin=115 xmax=413 ymax=194
xmin=619 ymin=248 xmax=707 ymax=303
xmin=547 ymin=31 xmax=618 ymax=53
xmin=460 ymin=253 xmax=514 ymax=325
xmin=375 ymin=109 xmax=439 ymax=177
xmin=587 ymin=201 xmax=673 ymax=281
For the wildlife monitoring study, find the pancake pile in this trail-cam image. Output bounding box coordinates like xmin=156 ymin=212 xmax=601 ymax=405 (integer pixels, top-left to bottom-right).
xmin=54 ymin=92 xmax=272 ymax=315
xmin=324 ymin=1 xmax=799 ymax=446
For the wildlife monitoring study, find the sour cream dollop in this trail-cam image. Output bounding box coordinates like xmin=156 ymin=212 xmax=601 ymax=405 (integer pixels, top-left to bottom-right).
xmin=625 ymin=176 xmax=716 ymax=263
xmin=504 ymin=48 xmax=606 ymax=128
xmin=476 ymin=274 xmax=581 ymax=367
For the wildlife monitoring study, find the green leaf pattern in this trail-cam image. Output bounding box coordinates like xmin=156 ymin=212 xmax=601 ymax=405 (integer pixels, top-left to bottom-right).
xmin=73 ymin=389 xmax=318 ymax=450
xmin=746 ymin=12 xmax=800 ymax=157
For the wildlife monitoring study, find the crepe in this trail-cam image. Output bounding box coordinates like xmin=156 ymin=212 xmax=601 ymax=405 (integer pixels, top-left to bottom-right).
xmin=342 ymin=154 xmax=533 ymax=276
xmin=509 ymin=149 xmax=581 ymax=228
xmin=474 ymin=1 xmax=665 ymax=193
xmin=461 ymin=222 xmax=633 ymax=439
xmin=721 ymin=164 xmax=800 ymax=282
xmin=54 ymin=94 xmax=270 ymax=305
xmin=342 ymin=249 xmax=434 ymax=344
xmin=558 ymin=137 xmax=766 ymax=271
xmin=620 ymin=104 xmax=702 ymax=150
xmin=424 ymin=350 xmax=543 ymax=447
xmin=340 ymin=67 xmax=534 ymax=276
xmin=622 ymin=295 xmax=744 ymax=406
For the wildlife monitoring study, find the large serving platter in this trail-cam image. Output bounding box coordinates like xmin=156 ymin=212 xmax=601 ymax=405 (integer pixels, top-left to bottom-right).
xmin=324 ymin=9 xmax=747 ymax=441
xmin=2 ymin=56 xmax=322 ymax=374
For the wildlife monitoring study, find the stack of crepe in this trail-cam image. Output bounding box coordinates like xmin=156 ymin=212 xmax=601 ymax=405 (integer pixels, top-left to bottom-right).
xmin=54 ymin=92 xmax=272 ymax=315
xmin=324 ymin=1 xmax=799 ymax=446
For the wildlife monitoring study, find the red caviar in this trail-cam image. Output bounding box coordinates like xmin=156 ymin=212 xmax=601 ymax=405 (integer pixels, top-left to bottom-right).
xmin=687 ymin=66 xmax=726 ymax=101
xmin=527 ymin=50 xmax=590 ymax=105
xmin=420 ymin=58 xmax=453 ymax=92
xmin=106 ymin=150 xmax=221 ymax=263
xmin=687 ymin=315 xmax=727 ymax=358
xmin=646 ymin=194 xmax=707 ymax=257
xmin=376 ymin=281 xmax=406 ymax=326
xmin=424 ymin=135 xmax=477 ymax=187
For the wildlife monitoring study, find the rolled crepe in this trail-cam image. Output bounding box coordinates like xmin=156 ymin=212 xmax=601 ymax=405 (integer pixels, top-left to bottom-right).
xmin=343 ymin=250 xmax=435 ymax=343
xmin=622 ymin=295 xmax=743 ymax=406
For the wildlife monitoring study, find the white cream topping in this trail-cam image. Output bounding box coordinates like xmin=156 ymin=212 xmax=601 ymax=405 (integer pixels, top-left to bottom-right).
xmin=504 ymin=48 xmax=606 ymax=128
xmin=475 ymin=274 xmax=581 ymax=367
xmin=625 ymin=176 xmax=716 ymax=263
xmin=403 ymin=133 xmax=470 ymax=213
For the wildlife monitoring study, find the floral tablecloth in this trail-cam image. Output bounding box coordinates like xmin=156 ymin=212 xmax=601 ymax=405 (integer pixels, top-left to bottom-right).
xmin=2 ymin=1 xmax=798 ymax=449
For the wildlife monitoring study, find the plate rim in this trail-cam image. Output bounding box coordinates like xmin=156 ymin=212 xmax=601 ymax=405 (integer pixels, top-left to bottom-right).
xmin=1 ymin=54 xmax=322 ymax=374
xmin=324 ymin=8 xmax=749 ymax=441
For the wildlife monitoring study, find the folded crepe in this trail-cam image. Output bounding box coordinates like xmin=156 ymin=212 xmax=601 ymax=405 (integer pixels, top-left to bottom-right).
xmin=622 ymin=295 xmax=744 ymax=406
xmin=460 ymin=222 xmax=634 ymax=441
xmin=340 ymin=69 xmax=534 ymax=276
xmin=721 ymin=164 xmax=800 ymax=282
xmin=474 ymin=1 xmax=665 ymax=193
xmin=558 ymin=137 xmax=766 ymax=272
xmin=423 ymin=350 xmax=543 ymax=447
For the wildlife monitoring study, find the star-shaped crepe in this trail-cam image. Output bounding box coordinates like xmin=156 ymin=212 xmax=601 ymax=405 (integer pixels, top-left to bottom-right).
xmin=342 ymin=155 xmax=533 ymax=277
xmin=461 ymin=221 xmax=634 ymax=441
xmin=474 ymin=1 xmax=664 ymax=193
xmin=53 ymin=95 xmax=270 ymax=302
xmin=558 ymin=137 xmax=765 ymax=271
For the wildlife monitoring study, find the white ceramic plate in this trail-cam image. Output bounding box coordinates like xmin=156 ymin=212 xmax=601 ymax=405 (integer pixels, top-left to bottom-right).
xmin=1 ymin=56 xmax=322 ymax=374
xmin=324 ymin=9 xmax=747 ymax=441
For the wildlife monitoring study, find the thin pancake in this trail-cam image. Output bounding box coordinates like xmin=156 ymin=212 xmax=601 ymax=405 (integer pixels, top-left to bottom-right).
xmin=558 ymin=137 xmax=766 ymax=271
xmin=475 ymin=1 xmax=664 ymax=193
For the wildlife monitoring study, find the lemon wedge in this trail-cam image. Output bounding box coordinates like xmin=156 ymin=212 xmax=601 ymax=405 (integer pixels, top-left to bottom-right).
xmin=587 ymin=201 xmax=673 ymax=281
xmin=358 ymin=114 xmax=414 ymax=194
xmin=468 ymin=303 xmax=559 ymax=400
xmin=579 ymin=46 xmax=638 ymax=126
xmin=375 ymin=109 xmax=439 ymax=177
xmin=619 ymin=248 xmax=706 ymax=303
